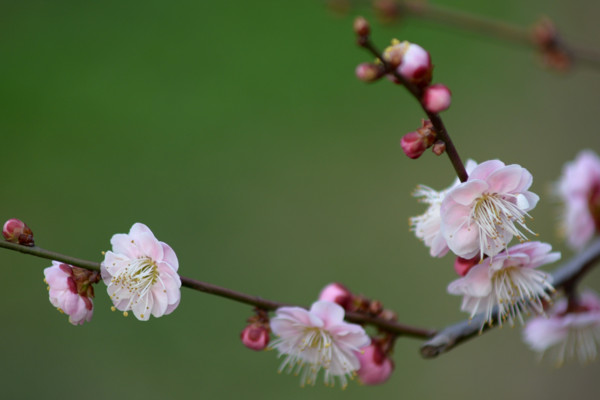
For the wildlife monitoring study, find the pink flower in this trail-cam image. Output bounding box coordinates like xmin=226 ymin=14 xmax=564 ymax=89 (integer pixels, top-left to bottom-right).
xmin=410 ymin=160 xmax=478 ymax=257
xmin=355 ymin=342 xmax=394 ymax=385
xmin=447 ymin=242 xmax=559 ymax=327
xmin=524 ymin=291 xmax=600 ymax=366
xmin=270 ymin=300 xmax=370 ymax=388
xmin=318 ymin=283 xmax=353 ymax=311
xmin=441 ymin=160 xmax=539 ymax=259
xmin=556 ymin=150 xmax=600 ymax=250
xmin=101 ymin=223 xmax=181 ymax=321
xmin=44 ymin=261 xmax=97 ymax=325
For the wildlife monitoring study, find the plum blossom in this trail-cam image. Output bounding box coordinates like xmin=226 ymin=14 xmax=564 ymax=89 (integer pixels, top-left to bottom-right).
xmin=270 ymin=300 xmax=370 ymax=388
xmin=410 ymin=160 xmax=477 ymax=257
xmin=101 ymin=223 xmax=181 ymax=321
xmin=441 ymin=160 xmax=539 ymax=259
xmin=447 ymin=242 xmax=559 ymax=328
xmin=318 ymin=282 xmax=353 ymax=311
xmin=556 ymin=150 xmax=600 ymax=250
xmin=44 ymin=261 xmax=98 ymax=325
xmin=524 ymin=290 xmax=600 ymax=366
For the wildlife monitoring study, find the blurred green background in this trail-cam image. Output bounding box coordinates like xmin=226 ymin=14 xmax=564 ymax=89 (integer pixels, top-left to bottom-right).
xmin=2 ymin=0 xmax=600 ymax=399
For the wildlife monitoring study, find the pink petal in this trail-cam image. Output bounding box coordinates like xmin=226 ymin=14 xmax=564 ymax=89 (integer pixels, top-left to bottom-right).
xmin=448 ymin=180 xmax=488 ymax=206
xmin=129 ymin=222 xmax=154 ymax=237
xmin=111 ymin=233 xmax=141 ymax=258
xmin=469 ymin=160 xmax=505 ymax=181
xmin=310 ymin=300 xmax=345 ymax=328
xmin=134 ymin=232 xmax=164 ymax=261
xmin=161 ymin=242 xmax=179 ymax=271
xmin=447 ymin=264 xmax=492 ymax=297
xmin=486 ymin=165 xmax=524 ymax=193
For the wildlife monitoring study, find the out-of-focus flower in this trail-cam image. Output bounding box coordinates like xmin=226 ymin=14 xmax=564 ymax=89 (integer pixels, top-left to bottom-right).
xmin=410 ymin=160 xmax=477 ymax=257
xmin=270 ymin=300 xmax=370 ymax=388
xmin=396 ymin=42 xmax=432 ymax=86
xmin=556 ymin=150 xmax=600 ymax=250
xmin=44 ymin=261 xmax=99 ymax=325
xmin=101 ymin=223 xmax=181 ymax=321
xmin=355 ymin=62 xmax=384 ymax=82
xmin=524 ymin=290 xmax=600 ymax=366
xmin=441 ymin=160 xmax=539 ymax=259
xmin=448 ymin=242 xmax=559 ymax=327
xmin=355 ymin=341 xmax=394 ymax=385
xmin=422 ymin=84 xmax=451 ymax=113
xmin=3 ymin=218 xmax=34 ymax=246
xmin=318 ymin=283 xmax=353 ymax=311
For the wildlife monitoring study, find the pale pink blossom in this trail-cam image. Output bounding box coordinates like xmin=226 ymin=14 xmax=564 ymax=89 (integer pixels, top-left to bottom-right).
xmin=410 ymin=160 xmax=477 ymax=257
xmin=44 ymin=261 xmax=95 ymax=325
xmin=101 ymin=223 xmax=181 ymax=321
xmin=447 ymin=242 xmax=559 ymax=327
xmin=270 ymin=300 xmax=370 ymax=388
xmin=556 ymin=150 xmax=600 ymax=250
xmin=441 ymin=160 xmax=539 ymax=259
xmin=524 ymin=291 xmax=600 ymax=365
xmin=355 ymin=342 xmax=394 ymax=385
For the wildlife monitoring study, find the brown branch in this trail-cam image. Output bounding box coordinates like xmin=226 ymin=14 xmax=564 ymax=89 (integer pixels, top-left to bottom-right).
xmin=420 ymin=237 xmax=600 ymax=358
xmin=0 ymin=239 xmax=435 ymax=340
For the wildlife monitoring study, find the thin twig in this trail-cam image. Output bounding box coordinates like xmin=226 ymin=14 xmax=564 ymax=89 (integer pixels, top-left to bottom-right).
xmin=0 ymin=239 xmax=435 ymax=339
xmin=358 ymin=35 xmax=468 ymax=182
xmin=420 ymin=237 xmax=600 ymax=358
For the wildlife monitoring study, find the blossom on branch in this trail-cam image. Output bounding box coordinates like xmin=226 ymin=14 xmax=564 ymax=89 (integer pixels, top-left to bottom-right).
xmin=355 ymin=340 xmax=394 ymax=385
xmin=101 ymin=223 xmax=181 ymax=321
xmin=556 ymin=150 xmax=600 ymax=250
xmin=524 ymin=290 xmax=600 ymax=366
xmin=447 ymin=242 xmax=559 ymax=328
xmin=441 ymin=160 xmax=539 ymax=259
xmin=44 ymin=261 xmax=98 ymax=325
xmin=270 ymin=300 xmax=370 ymax=388
xmin=410 ymin=160 xmax=477 ymax=257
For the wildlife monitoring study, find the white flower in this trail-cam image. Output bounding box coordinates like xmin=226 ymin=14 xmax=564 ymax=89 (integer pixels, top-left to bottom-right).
xmin=270 ymin=300 xmax=370 ymax=388
xmin=524 ymin=290 xmax=600 ymax=366
xmin=101 ymin=223 xmax=181 ymax=321
xmin=448 ymin=242 xmax=559 ymax=327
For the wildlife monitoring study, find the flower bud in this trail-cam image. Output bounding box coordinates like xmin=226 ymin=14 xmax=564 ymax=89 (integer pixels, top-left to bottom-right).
xmin=240 ymin=324 xmax=270 ymax=351
xmin=353 ymin=16 xmax=370 ymax=37
xmin=383 ymin=39 xmax=409 ymax=67
xmin=400 ymin=120 xmax=436 ymax=159
xmin=319 ymin=282 xmax=353 ymax=311
xmin=356 ymin=342 xmax=394 ymax=385
xmin=454 ymin=256 xmax=480 ymax=277
xmin=3 ymin=218 xmax=34 ymax=246
xmin=422 ymin=84 xmax=451 ymax=113
xmin=431 ymin=140 xmax=446 ymax=156
xmin=397 ymin=43 xmax=432 ymax=86
xmin=355 ymin=62 xmax=383 ymax=82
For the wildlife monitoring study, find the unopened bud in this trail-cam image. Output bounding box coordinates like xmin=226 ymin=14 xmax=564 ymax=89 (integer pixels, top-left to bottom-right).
xmin=3 ymin=218 xmax=34 ymax=246
xmin=353 ymin=16 xmax=370 ymax=37
xmin=423 ymin=84 xmax=451 ymax=113
xmin=368 ymin=300 xmax=383 ymax=315
xmin=454 ymin=256 xmax=480 ymax=277
xmin=240 ymin=324 xmax=270 ymax=351
xmin=532 ymin=17 xmax=571 ymax=72
xmin=355 ymin=62 xmax=383 ymax=82
xmin=432 ymin=140 xmax=446 ymax=156
xmin=397 ymin=43 xmax=432 ymax=86
xmin=355 ymin=342 xmax=394 ymax=385
xmin=319 ymin=282 xmax=354 ymax=311
xmin=400 ymin=120 xmax=436 ymax=159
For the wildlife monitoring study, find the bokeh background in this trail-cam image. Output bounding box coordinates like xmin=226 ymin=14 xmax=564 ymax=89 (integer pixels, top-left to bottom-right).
xmin=2 ymin=1 xmax=600 ymax=399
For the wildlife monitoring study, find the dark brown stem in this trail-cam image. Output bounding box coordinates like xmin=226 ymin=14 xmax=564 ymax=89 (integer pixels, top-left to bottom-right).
xmin=420 ymin=237 xmax=600 ymax=358
xmin=358 ymin=36 xmax=468 ymax=182
xmin=0 ymin=239 xmax=435 ymax=339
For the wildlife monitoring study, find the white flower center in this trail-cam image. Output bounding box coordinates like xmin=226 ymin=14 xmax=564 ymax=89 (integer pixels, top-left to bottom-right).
xmin=471 ymin=193 xmax=535 ymax=256
xmin=111 ymin=257 xmax=158 ymax=299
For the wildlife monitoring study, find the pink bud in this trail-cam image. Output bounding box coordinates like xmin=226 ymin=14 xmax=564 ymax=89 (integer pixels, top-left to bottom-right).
xmin=454 ymin=256 xmax=480 ymax=276
xmin=240 ymin=324 xmax=270 ymax=351
xmin=318 ymin=283 xmax=353 ymax=311
xmin=431 ymin=140 xmax=446 ymax=156
xmin=353 ymin=16 xmax=370 ymax=36
xmin=355 ymin=343 xmax=394 ymax=385
xmin=355 ymin=63 xmax=383 ymax=82
xmin=400 ymin=131 xmax=427 ymax=159
xmin=397 ymin=43 xmax=432 ymax=86
xmin=2 ymin=218 xmax=34 ymax=246
xmin=423 ymin=84 xmax=451 ymax=113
